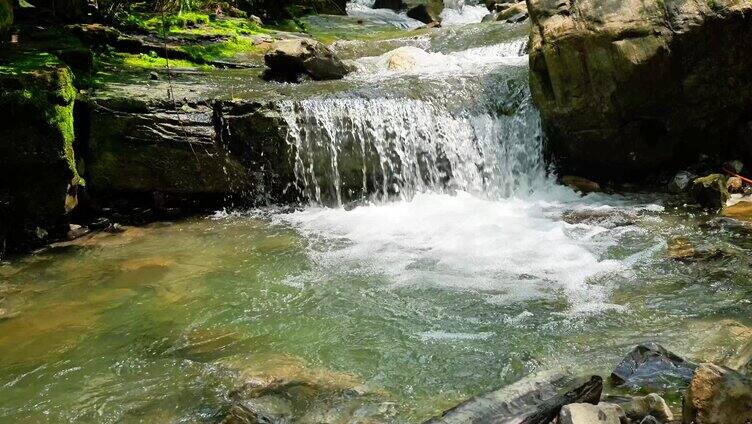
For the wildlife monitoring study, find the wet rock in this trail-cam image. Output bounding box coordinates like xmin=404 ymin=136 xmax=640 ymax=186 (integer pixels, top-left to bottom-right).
xmin=724 ymin=160 xmax=744 ymax=174
xmin=722 ymin=200 xmax=752 ymax=221
xmin=0 ymin=53 xmax=82 ymax=254
xmin=640 ymin=416 xmax=660 ymax=424
xmin=527 ymin=0 xmax=752 ymax=182
xmin=668 ymin=171 xmax=697 ymax=194
xmin=622 ymin=394 xmax=673 ymax=423
xmin=558 ymin=403 xmax=626 ymax=424
xmin=149 ymin=71 xmax=159 ymax=81
xmin=682 ymin=363 xmax=752 ymax=424
xmin=0 ymin=0 xmax=12 ymax=34
xmin=561 ymin=209 xmax=637 ymax=228
xmin=373 ymin=0 xmax=404 ymax=10
xmin=86 ymin=96 xmax=254 ymax=198
xmin=611 ymin=342 xmax=697 ymax=391
xmin=729 ymin=338 xmax=752 ymax=376
xmin=264 ymin=38 xmax=351 ymax=82
xmin=691 ymin=174 xmax=729 ymax=209
xmin=562 ymin=176 xmax=601 ymax=195
xmin=387 ymin=46 xmax=427 ymax=71
xmin=424 ymin=372 xmax=602 ymax=424
xmin=496 ymin=2 xmax=527 ymax=22
xmin=667 ymin=237 xmax=696 ymax=261
xmin=407 ymin=3 xmax=441 ymax=24
xmin=727 ymin=176 xmax=744 ymax=193
xmin=89 ymin=217 xmax=111 ymax=230
xmin=67 ymin=224 xmax=90 ymax=239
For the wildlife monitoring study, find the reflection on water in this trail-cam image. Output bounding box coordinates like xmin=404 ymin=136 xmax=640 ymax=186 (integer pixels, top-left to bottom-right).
xmin=1 ymin=193 xmax=751 ymax=422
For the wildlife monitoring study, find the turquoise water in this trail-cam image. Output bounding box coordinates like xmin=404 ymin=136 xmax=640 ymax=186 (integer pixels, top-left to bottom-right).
xmin=1 ymin=192 xmax=751 ymax=422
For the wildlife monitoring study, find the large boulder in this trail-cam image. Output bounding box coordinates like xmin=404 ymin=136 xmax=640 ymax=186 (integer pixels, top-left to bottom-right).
xmin=611 ymin=342 xmax=697 ymax=391
xmin=263 ymin=38 xmax=351 ymax=82
xmin=406 ymin=0 xmax=445 ymax=24
xmin=527 ymin=0 xmax=752 ymax=182
xmin=0 ymin=52 xmax=82 ymax=254
xmin=682 ymin=363 xmax=752 ymax=424
xmin=424 ymin=372 xmax=602 ymax=424
xmin=0 ymin=0 xmax=12 ymax=34
xmin=558 ymin=403 xmax=626 ymax=424
xmin=84 ymin=96 xmax=254 ymax=199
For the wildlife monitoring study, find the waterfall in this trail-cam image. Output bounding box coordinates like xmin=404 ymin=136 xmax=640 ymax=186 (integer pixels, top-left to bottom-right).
xmin=277 ymin=94 xmax=545 ymax=206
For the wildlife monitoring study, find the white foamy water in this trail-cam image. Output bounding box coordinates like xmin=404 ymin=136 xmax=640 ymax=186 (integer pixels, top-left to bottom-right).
xmin=352 ymin=39 xmax=527 ymax=77
xmin=440 ymin=4 xmax=490 ymax=25
xmin=346 ymin=3 xmax=424 ymax=29
xmin=277 ymin=191 xmax=631 ymax=315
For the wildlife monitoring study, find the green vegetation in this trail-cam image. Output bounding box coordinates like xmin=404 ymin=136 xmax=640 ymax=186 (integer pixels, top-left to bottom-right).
xmin=115 ymin=52 xmax=211 ymax=70
xmin=178 ymin=35 xmax=257 ymax=62
xmin=0 ymin=52 xmax=82 ymax=186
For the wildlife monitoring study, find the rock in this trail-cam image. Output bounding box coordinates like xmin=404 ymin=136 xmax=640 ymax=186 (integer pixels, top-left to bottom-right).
xmin=407 ymin=3 xmax=443 ymax=24
xmin=424 ymin=372 xmax=603 ymax=424
xmin=683 ymin=363 xmax=752 ymax=424
xmin=729 ymin=338 xmax=752 ymax=376
xmin=496 ymin=2 xmax=527 ymax=22
xmin=0 ymin=52 xmax=82 ymax=255
xmin=667 ymin=237 xmax=696 ymax=261
xmin=263 ymin=38 xmax=351 ymax=82
xmin=0 ymin=0 xmax=12 ymax=34
xmin=668 ymin=171 xmax=697 ymax=194
xmin=558 ymin=403 xmax=626 ymax=424
xmin=723 ymin=200 xmax=752 ymax=221
xmin=373 ymin=0 xmax=404 ymax=10
xmin=67 ymin=224 xmax=89 ymax=239
xmin=611 ymin=342 xmax=697 ymax=391
xmin=724 ymin=160 xmax=744 ymax=174
xmin=562 ymin=176 xmax=601 ymax=195
xmin=387 ymin=46 xmax=425 ymax=71
xmin=527 ymin=0 xmax=752 ymax=182
xmin=149 ymin=71 xmax=159 ymax=81
xmin=85 ymin=96 xmax=254 ymax=198
xmin=249 ymin=15 xmax=263 ymax=26
xmin=691 ymin=174 xmax=729 ymax=209
xmin=622 ymin=394 xmax=673 ymax=423
xmin=640 ymin=416 xmax=661 ymax=424
xmin=727 ymin=176 xmax=744 ymax=194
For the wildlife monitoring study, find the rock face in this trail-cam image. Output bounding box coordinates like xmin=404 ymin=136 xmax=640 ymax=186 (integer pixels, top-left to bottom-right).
xmin=424 ymin=373 xmax=602 ymax=424
xmin=683 ymin=363 xmax=752 ymax=424
xmin=0 ymin=0 xmax=12 ymax=34
xmin=558 ymin=403 xmax=626 ymax=424
xmin=85 ymin=97 xmax=254 ymax=199
xmin=691 ymin=174 xmax=729 ymax=209
xmin=0 ymin=53 xmax=82 ymax=254
xmin=264 ymin=39 xmax=351 ymax=82
xmin=527 ymin=0 xmax=752 ymax=182
xmin=611 ymin=342 xmax=697 ymax=391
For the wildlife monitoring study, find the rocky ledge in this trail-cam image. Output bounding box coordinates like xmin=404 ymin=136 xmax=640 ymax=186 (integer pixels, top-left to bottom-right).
xmin=527 ymin=0 xmax=752 ymax=182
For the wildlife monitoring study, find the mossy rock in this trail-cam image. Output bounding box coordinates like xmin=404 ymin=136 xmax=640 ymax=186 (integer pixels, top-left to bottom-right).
xmin=0 ymin=52 xmax=81 ymax=253
xmin=691 ymin=174 xmax=729 ymax=209
xmin=0 ymin=0 xmax=12 ymax=34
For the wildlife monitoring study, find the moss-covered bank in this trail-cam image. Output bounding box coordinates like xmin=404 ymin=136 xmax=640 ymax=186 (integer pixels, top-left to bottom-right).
xmin=0 ymin=52 xmax=82 ymax=254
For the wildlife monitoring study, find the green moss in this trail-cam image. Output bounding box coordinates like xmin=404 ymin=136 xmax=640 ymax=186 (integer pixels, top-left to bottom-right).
xmin=0 ymin=0 xmax=12 ymax=33
xmin=115 ymin=52 xmax=212 ymax=70
xmin=0 ymin=52 xmax=83 ymax=186
xmin=178 ymin=36 xmax=257 ymax=62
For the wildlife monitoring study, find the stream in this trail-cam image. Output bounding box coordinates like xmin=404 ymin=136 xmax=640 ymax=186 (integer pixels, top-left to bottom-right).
xmin=2 ymin=2 xmax=752 ymax=423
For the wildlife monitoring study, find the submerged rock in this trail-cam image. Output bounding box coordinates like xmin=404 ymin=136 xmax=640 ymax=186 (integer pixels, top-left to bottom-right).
xmin=263 ymin=39 xmax=351 ymax=82
xmin=527 ymin=0 xmax=752 ymax=181
xmin=611 ymin=342 xmax=697 ymax=391
xmin=682 ymin=363 xmax=752 ymax=424
xmin=667 ymin=237 xmax=696 ymax=261
xmin=691 ymin=174 xmax=729 ymax=209
xmin=424 ymin=372 xmax=602 ymax=424
xmin=723 ymin=199 xmax=752 ymax=221
xmin=562 ymin=176 xmax=601 ymax=195
xmin=558 ymin=403 xmax=626 ymax=424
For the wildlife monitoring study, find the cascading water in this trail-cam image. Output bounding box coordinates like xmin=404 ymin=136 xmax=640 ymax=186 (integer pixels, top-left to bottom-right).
xmin=278 ymin=33 xmax=538 ymax=206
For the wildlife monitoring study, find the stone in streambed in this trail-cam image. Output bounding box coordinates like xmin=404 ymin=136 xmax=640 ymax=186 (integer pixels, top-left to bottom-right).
xmin=667 ymin=237 xmax=696 ymax=261
xmin=423 ymin=372 xmax=602 ymax=424
xmin=562 ymin=176 xmax=601 ymax=195
xmin=723 ymin=199 xmax=752 ymax=221
xmin=611 ymin=342 xmax=696 ymax=391
xmin=263 ymin=38 xmax=351 ymax=82
xmin=558 ymin=403 xmax=626 ymax=424
xmin=682 ymin=363 xmax=752 ymax=424
xmin=691 ymin=174 xmax=729 ymax=209
xmin=668 ymin=171 xmax=697 ymax=194
xmin=621 ymin=393 xmax=673 ymax=423
xmin=640 ymin=416 xmax=661 ymax=424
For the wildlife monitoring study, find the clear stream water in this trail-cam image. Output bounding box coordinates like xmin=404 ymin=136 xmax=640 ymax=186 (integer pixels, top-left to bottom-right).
xmin=2 ymin=2 xmax=752 ymax=423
